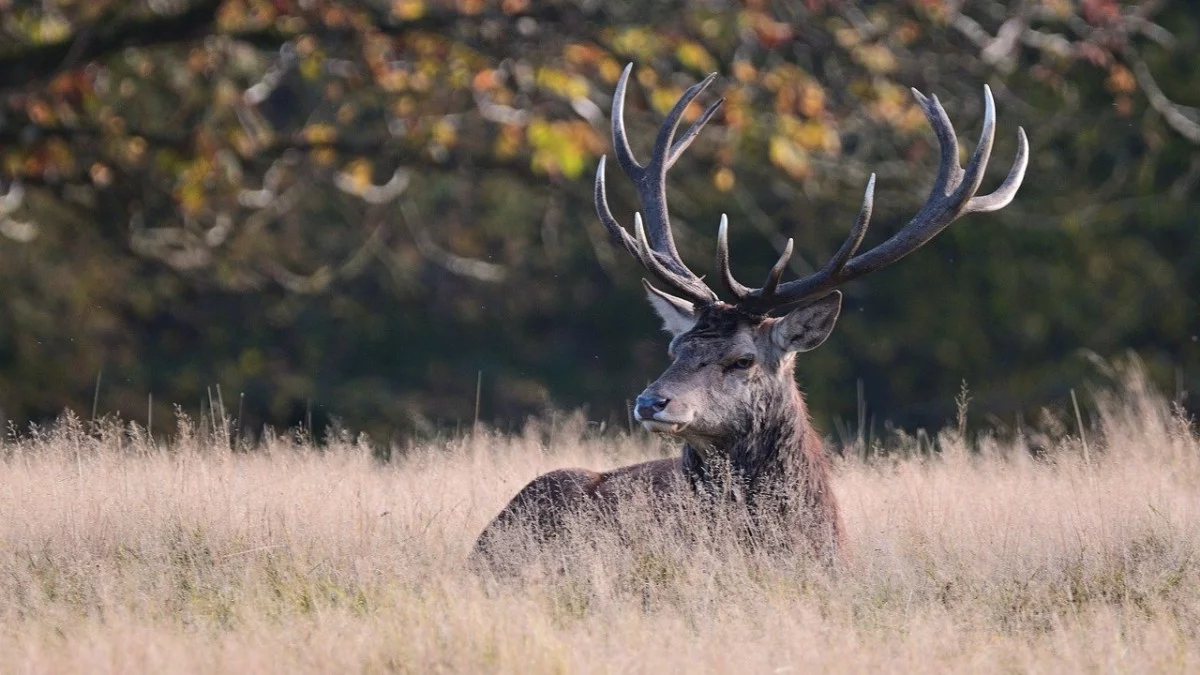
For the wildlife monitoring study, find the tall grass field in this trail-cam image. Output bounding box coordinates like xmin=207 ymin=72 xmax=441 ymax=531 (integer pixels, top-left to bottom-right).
xmin=1 ymin=365 xmax=1197 ymax=673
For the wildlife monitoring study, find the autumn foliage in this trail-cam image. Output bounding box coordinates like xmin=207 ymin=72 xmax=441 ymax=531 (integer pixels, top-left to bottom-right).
xmin=0 ymin=1 xmax=1197 ymax=438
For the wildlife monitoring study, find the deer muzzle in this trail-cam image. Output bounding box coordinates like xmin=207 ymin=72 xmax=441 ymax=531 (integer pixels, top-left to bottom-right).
xmin=633 ymin=391 xmax=691 ymax=433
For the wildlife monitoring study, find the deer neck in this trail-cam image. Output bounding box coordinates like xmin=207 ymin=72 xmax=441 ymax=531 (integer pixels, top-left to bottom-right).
xmin=680 ymin=382 xmax=815 ymax=495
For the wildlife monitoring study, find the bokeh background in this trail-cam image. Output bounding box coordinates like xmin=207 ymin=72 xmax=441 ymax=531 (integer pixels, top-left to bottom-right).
xmin=1 ymin=0 xmax=1197 ymax=442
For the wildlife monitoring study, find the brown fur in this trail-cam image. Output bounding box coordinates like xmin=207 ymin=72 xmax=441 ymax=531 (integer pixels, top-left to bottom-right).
xmin=472 ymin=302 xmax=845 ymax=568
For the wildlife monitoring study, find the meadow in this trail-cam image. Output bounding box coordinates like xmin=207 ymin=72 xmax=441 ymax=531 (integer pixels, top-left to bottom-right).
xmin=1 ymin=364 xmax=1197 ymax=674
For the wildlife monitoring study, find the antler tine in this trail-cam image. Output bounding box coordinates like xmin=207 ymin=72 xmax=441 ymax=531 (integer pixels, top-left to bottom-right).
xmin=668 ymin=97 xmax=724 ymax=170
xmin=826 ymin=173 xmax=876 ymax=276
xmin=951 ymin=84 xmax=997 ymax=204
xmin=610 ymin=64 xmax=643 ymax=178
xmin=594 ymin=155 xmax=639 ymax=258
xmin=716 ymin=214 xmax=753 ymax=301
xmin=912 ymin=90 xmax=964 ymax=196
xmin=653 ymin=74 xmax=717 ymax=159
xmin=731 ymin=85 xmax=1025 ymax=313
xmin=759 ymin=238 xmax=795 ymax=299
xmin=651 ymin=72 xmax=718 ymax=172
xmin=966 ymin=127 xmax=1029 ymax=213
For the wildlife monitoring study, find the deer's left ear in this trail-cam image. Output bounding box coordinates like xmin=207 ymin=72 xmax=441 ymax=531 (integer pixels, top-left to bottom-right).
xmin=771 ymin=291 xmax=842 ymax=353
xmin=644 ymin=280 xmax=698 ymax=337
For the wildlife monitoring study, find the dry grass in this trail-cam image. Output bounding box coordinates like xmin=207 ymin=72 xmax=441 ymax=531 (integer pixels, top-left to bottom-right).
xmin=2 ymin=367 xmax=1198 ymax=674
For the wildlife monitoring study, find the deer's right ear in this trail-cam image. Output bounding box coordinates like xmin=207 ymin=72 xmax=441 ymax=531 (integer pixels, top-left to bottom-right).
xmin=643 ymin=280 xmax=698 ymax=336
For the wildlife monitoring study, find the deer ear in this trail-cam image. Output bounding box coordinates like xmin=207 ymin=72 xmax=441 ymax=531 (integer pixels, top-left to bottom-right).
xmin=643 ymin=280 xmax=698 ymax=337
xmin=772 ymin=291 xmax=842 ymax=353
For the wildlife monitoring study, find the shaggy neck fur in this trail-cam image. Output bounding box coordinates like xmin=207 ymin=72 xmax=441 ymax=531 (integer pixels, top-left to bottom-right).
xmin=676 ymin=313 xmax=843 ymax=556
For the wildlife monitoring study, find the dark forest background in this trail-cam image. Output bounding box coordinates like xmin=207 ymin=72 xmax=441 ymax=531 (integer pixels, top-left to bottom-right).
xmin=1 ymin=0 xmax=1198 ymax=444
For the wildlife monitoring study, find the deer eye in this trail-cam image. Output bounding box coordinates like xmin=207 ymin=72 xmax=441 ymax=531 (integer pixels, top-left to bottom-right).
xmin=728 ymin=355 xmax=755 ymax=371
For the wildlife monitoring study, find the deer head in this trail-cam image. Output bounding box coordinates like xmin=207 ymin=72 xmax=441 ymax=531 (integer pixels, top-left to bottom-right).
xmin=594 ymin=65 xmax=1028 ymax=450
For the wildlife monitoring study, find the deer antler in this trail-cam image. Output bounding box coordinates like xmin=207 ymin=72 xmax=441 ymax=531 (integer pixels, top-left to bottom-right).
xmin=718 ymin=85 xmax=1028 ymax=314
xmin=596 ymin=66 xmax=1028 ymax=315
xmin=594 ymin=64 xmax=725 ymax=306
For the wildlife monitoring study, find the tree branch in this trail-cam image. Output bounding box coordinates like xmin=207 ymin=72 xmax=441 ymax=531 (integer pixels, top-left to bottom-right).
xmin=1128 ymin=52 xmax=1200 ymax=144
xmin=0 ymin=122 xmax=192 ymax=152
xmin=0 ymin=0 xmax=225 ymax=90
xmin=0 ymin=1 xmax=602 ymax=91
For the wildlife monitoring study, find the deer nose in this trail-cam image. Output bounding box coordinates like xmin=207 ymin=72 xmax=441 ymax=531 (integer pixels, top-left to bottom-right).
xmin=634 ymin=392 xmax=670 ymax=421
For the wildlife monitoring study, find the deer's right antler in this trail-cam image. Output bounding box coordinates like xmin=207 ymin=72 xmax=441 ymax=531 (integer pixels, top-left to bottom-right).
xmin=594 ymin=64 xmax=724 ymax=306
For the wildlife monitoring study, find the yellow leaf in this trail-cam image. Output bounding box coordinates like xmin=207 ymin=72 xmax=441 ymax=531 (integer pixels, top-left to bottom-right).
xmin=713 ymin=167 xmax=735 ymax=192
xmin=344 ymin=159 xmax=372 ymax=193
xmin=733 ymin=60 xmax=757 ymax=82
xmin=392 ymin=0 xmax=425 ymax=20
xmin=798 ymin=84 xmax=825 ymax=118
xmin=311 ymin=148 xmax=336 ymax=166
xmin=432 ymin=119 xmax=457 ymax=148
xmin=834 ymin=27 xmax=859 ymax=49
xmin=769 ymin=136 xmax=809 ymax=179
xmin=676 ymin=42 xmax=716 ymax=73
xmin=611 ymin=28 xmax=662 ymax=60
xmin=794 ymin=121 xmax=838 ymax=154
xmin=536 ymin=67 xmax=590 ymax=101
xmin=380 ymin=69 xmax=407 ymax=92
xmin=527 ymin=119 xmax=551 ymax=147
xmin=598 ymin=57 xmax=622 ymax=84
xmin=526 ymin=120 xmax=587 ymax=178
xmin=178 ymin=182 xmax=205 ymax=215
xmin=651 ymin=87 xmax=685 ymax=115
xmin=558 ymin=145 xmax=584 ymax=179
xmin=126 ymin=136 xmax=147 ymax=163
xmin=853 ymin=44 xmax=897 ymax=74
xmin=35 ymin=14 xmax=71 ymax=42
xmin=300 ymin=54 xmax=323 ymax=80
xmin=302 ymin=124 xmax=337 ymax=144
xmin=493 ymin=124 xmax=522 ymax=159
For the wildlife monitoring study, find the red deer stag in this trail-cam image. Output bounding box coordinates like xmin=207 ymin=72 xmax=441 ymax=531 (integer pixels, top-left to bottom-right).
xmin=472 ymin=64 xmax=1027 ymax=564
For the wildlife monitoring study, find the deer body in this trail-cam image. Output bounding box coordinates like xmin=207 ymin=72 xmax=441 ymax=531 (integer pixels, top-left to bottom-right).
xmin=472 ymin=301 xmax=848 ymax=562
xmin=472 ymin=64 xmax=1026 ymax=567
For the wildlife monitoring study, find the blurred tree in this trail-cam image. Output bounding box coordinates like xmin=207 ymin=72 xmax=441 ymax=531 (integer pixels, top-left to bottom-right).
xmin=0 ymin=0 xmax=1197 ymax=441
